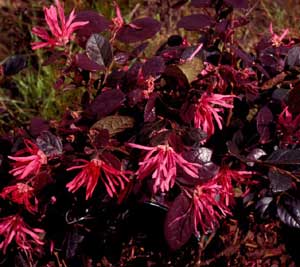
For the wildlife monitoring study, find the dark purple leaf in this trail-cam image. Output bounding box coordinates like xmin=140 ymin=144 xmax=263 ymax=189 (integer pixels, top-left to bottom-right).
xmin=267 ymin=149 xmax=300 ymax=165
xmin=164 ymin=193 xmax=194 ymax=250
xmin=144 ymin=93 xmax=158 ymax=122
xmin=288 ymin=83 xmax=300 ymax=113
xmin=191 ymin=0 xmax=211 ymax=7
xmin=272 ymin=88 xmax=288 ymax=101
xmin=36 ymin=131 xmax=63 ymax=158
xmin=181 ymin=148 xmax=219 ymax=183
xmin=224 ymin=0 xmax=248 ymax=8
xmin=114 ymin=52 xmax=130 ymax=65
xmin=116 ymin=18 xmax=161 ymax=43
xmin=256 ymin=106 xmax=273 ymax=144
xmin=65 ymin=230 xmax=85 ymax=259
xmin=177 ymin=14 xmax=214 ymax=31
xmin=86 ymin=34 xmax=113 ymax=67
xmin=169 ymin=0 xmax=188 ymax=8
xmin=230 ymin=46 xmax=254 ymax=66
xmin=183 ymin=128 xmax=207 ymax=145
xmin=131 ymin=42 xmax=149 ymax=58
xmin=256 ymin=196 xmax=273 ymax=217
xmin=75 ymin=11 xmax=110 ymax=46
xmin=277 ymin=197 xmax=300 ymax=228
xmin=29 ymin=117 xmax=50 ymax=137
xmin=2 ymin=55 xmax=27 ymax=76
xmin=89 ymin=129 xmax=110 ymax=148
xmin=142 ymin=56 xmax=165 ymax=78
xmin=285 ymin=46 xmax=300 ymax=68
xmin=268 ymin=168 xmax=292 ymax=193
xmin=75 ymin=53 xmax=105 ymax=72
xmin=184 ymin=147 xmax=213 ymax=163
xmin=246 ymin=148 xmax=266 ymax=166
xmin=89 ymin=89 xmax=126 ymax=119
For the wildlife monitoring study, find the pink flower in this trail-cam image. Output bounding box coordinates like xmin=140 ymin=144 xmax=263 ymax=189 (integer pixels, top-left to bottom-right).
xmin=269 ymin=23 xmax=289 ymax=47
xmin=194 ymin=92 xmax=235 ymax=137
xmin=128 ymin=143 xmax=200 ymax=193
xmin=66 ymin=159 xmax=130 ymax=199
xmin=278 ymin=107 xmax=300 ymax=145
xmin=8 ymin=140 xmax=47 ymax=180
xmin=0 ymin=214 xmax=44 ymax=254
xmin=213 ymin=167 xmax=253 ymax=206
xmin=193 ymin=180 xmax=231 ymax=234
xmin=0 ymin=183 xmax=38 ymax=213
xmin=31 ymin=0 xmax=88 ymax=50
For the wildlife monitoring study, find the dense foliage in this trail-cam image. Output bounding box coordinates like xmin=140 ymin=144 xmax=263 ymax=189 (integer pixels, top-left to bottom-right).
xmin=1 ymin=0 xmax=300 ymax=266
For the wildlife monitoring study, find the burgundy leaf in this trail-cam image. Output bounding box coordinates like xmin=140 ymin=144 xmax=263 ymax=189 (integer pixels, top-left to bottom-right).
xmin=75 ymin=11 xmax=110 ymax=46
xmin=257 ymin=106 xmax=273 ymax=144
xmin=2 ymin=55 xmax=27 ymax=76
xmin=89 ymin=89 xmax=126 ymax=119
xmin=144 ymin=93 xmax=158 ymax=122
xmin=177 ymin=14 xmax=214 ymax=31
xmin=75 ymin=53 xmax=105 ymax=72
xmin=285 ymin=46 xmax=300 ymax=68
xmin=36 ymin=131 xmax=63 ymax=158
xmin=86 ymin=34 xmax=113 ymax=67
xmin=191 ymin=0 xmax=211 ymax=8
xmin=288 ymin=83 xmax=300 ymax=113
xmin=30 ymin=117 xmax=50 ymax=137
xmin=142 ymin=56 xmax=165 ymax=78
xmin=164 ymin=193 xmax=194 ymax=250
xmin=224 ymin=0 xmax=248 ymax=8
xmin=268 ymin=168 xmax=292 ymax=193
xmin=277 ymin=197 xmax=300 ymax=228
xmin=116 ymin=17 xmax=161 ymax=43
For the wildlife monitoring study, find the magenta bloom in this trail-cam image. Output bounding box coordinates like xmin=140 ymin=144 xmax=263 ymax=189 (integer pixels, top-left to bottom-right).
xmin=214 ymin=167 xmax=253 ymax=206
xmin=193 ymin=180 xmax=231 ymax=234
xmin=66 ymin=159 xmax=130 ymax=199
xmin=128 ymin=143 xmax=200 ymax=193
xmin=8 ymin=140 xmax=47 ymax=180
xmin=31 ymin=0 xmax=88 ymax=50
xmin=194 ymin=92 xmax=235 ymax=137
xmin=0 ymin=215 xmax=44 ymax=254
xmin=278 ymin=107 xmax=300 ymax=145
xmin=0 ymin=183 xmax=38 ymax=213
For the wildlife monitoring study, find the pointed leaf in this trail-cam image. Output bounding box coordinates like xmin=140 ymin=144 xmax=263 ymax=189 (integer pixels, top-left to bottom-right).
xmin=91 ymin=115 xmax=135 ymax=136
xmin=191 ymin=0 xmax=211 ymax=7
xmin=256 ymin=106 xmax=273 ymax=144
xmin=277 ymin=197 xmax=300 ymax=228
xmin=177 ymin=14 xmax=214 ymax=31
xmin=75 ymin=53 xmax=105 ymax=72
xmin=267 ymin=149 xmax=300 ymax=165
xmin=268 ymin=168 xmax=292 ymax=193
xmin=75 ymin=11 xmax=110 ymax=46
xmin=116 ymin=18 xmax=161 ymax=43
xmin=2 ymin=55 xmax=27 ymax=76
xmin=224 ymin=0 xmax=248 ymax=8
xmin=36 ymin=131 xmax=63 ymax=158
xmin=164 ymin=193 xmax=194 ymax=250
xmin=89 ymin=89 xmax=126 ymax=119
xmin=86 ymin=34 xmax=113 ymax=67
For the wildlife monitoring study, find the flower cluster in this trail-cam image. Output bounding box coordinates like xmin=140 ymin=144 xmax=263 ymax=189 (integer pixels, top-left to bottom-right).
xmin=0 ymin=183 xmax=38 ymax=214
xmin=31 ymin=0 xmax=88 ymax=50
xmin=128 ymin=143 xmax=200 ymax=193
xmin=66 ymin=158 xmax=130 ymax=199
xmin=0 ymin=215 xmax=44 ymax=254
xmin=8 ymin=139 xmax=47 ymax=180
xmin=192 ymin=180 xmax=231 ymax=234
xmin=278 ymin=106 xmax=300 ymax=146
xmin=213 ymin=167 xmax=253 ymax=206
xmin=194 ymin=92 xmax=235 ymax=137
